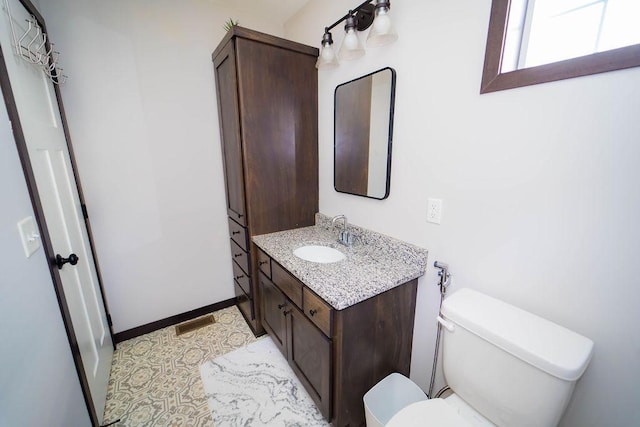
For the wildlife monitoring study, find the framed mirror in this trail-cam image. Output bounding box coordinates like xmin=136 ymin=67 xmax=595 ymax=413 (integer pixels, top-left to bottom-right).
xmin=334 ymin=67 xmax=396 ymax=200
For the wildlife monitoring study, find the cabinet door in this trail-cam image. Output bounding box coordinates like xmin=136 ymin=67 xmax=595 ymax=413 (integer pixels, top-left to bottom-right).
xmin=259 ymin=273 xmax=287 ymax=356
xmin=213 ymin=42 xmax=247 ymax=225
xmin=287 ymin=305 xmax=332 ymax=420
xmin=235 ymin=37 xmax=318 ymax=234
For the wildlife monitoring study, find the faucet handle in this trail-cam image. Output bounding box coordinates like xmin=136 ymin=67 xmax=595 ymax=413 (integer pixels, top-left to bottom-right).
xmin=339 ymin=230 xmax=354 ymax=246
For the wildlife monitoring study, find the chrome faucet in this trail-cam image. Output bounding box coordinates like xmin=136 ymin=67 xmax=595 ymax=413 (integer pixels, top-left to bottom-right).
xmin=331 ymin=214 xmax=353 ymax=246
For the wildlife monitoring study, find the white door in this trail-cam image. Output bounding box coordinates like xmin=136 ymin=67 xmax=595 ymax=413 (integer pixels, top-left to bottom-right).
xmin=1 ymin=0 xmax=113 ymax=422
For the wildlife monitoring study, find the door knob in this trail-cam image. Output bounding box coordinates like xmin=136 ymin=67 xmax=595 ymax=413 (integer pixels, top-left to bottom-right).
xmin=56 ymin=253 xmax=79 ymax=270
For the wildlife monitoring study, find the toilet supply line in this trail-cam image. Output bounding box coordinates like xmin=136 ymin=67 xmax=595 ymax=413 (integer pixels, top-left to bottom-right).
xmin=428 ymin=261 xmax=451 ymax=399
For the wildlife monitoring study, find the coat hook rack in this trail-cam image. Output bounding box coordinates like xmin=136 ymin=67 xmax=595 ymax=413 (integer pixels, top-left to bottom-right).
xmin=3 ymin=0 xmax=68 ymax=85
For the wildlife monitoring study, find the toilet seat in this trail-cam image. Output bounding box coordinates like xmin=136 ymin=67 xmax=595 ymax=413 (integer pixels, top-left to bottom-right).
xmin=386 ymin=398 xmax=473 ymax=427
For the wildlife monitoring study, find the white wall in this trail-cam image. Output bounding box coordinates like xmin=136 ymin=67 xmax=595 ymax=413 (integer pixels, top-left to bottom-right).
xmin=286 ymin=1 xmax=640 ymax=426
xmin=39 ymin=0 xmax=286 ymax=333
xmin=0 ymin=88 xmax=90 ymax=425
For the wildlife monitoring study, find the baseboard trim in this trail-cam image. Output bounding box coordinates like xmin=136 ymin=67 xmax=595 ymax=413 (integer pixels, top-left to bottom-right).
xmin=113 ymin=298 xmax=236 ymax=343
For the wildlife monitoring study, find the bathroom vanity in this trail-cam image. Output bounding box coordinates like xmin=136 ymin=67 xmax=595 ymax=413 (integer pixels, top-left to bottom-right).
xmin=253 ymin=215 xmax=428 ymax=427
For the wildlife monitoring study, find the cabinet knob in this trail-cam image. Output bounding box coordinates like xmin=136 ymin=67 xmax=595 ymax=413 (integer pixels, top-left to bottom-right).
xmin=235 ymin=275 xmax=244 ymax=280
xmin=278 ymin=303 xmax=287 ymax=309
xmin=234 ymin=253 xmax=242 ymax=258
xmin=309 ymin=309 xmax=317 ymax=316
xmin=259 ymin=260 xmax=268 ymax=266
xmin=232 ymin=231 xmax=240 ymax=235
xmin=283 ymin=309 xmax=292 ymax=316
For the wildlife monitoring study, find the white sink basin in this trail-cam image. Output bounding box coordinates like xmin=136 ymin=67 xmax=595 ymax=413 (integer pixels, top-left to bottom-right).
xmin=293 ymin=245 xmax=345 ymax=263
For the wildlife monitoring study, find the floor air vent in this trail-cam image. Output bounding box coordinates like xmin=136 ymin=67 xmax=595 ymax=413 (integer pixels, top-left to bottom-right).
xmin=175 ymin=315 xmax=215 ymax=336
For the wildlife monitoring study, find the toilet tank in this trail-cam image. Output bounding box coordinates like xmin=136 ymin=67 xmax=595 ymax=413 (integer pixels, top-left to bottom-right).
xmin=440 ymin=288 xmax=593 ymax=427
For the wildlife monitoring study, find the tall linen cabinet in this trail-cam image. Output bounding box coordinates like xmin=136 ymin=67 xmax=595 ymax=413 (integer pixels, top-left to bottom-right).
xmin=212 ymin=27 xmax=319 ymax=335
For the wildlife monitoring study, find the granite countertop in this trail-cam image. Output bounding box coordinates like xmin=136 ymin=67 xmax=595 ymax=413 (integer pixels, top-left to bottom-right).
xmin=252 ymin=214 xmax=429 ymax=310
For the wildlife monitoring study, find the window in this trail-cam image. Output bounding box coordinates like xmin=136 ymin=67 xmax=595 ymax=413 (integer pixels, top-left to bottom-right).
xmin=481 ymin=0 xmax=640 ymax=93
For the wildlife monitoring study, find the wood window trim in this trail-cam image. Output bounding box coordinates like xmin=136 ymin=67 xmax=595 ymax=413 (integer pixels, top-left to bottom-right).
xmin=480 ymin=0 xmax=640 ymax=94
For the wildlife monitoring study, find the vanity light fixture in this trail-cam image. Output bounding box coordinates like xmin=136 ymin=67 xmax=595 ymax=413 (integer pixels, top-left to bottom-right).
xmin=316 ymin=0 xmax=397 ymax=70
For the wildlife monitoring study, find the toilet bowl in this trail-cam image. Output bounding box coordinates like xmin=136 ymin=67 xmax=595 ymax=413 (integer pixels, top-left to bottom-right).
xmin=386 ymin=398 xmax=470 ymax=427
xmin=387 ymin=393 xmax=494 ymax=427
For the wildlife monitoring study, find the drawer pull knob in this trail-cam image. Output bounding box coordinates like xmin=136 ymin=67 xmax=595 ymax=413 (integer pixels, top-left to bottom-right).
xmin=309 ymin=309 xmax=317 ymax=316
xmin=283 ymin=309 xmax=292 ymax=316
xmin=278 ymin=303 xmax=287 ymax=309
xmin=259 ymin=261 xmax=268 ymax=266
xmin=234 ymin=253 xmax=242 ymax=258
xmin=235 ymin=275 xmax=244 ymax=280
xmin=232 ymin=231 xmax=240 ymax=235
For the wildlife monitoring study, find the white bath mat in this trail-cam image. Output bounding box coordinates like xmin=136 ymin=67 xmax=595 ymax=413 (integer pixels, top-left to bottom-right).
xmin=200 ymin=337 xmax=329 ymax=426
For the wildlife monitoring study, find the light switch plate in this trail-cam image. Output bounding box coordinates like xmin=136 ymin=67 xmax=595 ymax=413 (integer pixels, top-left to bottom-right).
xmin=17 ymin=216 xmax=41 ymax=258
xmin=427 ymin=198 xmax=442 ymax=224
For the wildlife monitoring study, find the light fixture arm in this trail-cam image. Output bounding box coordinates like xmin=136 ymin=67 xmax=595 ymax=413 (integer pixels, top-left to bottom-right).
xmin=324 ymin=0 xmax=375 ymax=33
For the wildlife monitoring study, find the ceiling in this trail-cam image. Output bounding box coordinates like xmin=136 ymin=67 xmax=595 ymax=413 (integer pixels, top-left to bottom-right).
xmin=208 ymin=0 xmax=311 ymax=25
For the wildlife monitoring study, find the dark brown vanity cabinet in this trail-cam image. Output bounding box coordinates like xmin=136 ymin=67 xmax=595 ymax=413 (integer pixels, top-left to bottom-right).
xmin=212 ymin=27 xmax=319 ymax=335
xmin=258 ymin=249 xmax=418 ymax=427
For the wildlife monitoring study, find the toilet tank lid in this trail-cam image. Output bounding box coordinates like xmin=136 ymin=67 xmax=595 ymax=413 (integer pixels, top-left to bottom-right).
xmin=441 ymin=288 xmax=594 ymax=381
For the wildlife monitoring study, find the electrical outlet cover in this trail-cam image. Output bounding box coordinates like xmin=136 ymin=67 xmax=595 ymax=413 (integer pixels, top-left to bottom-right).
xmin=427 ymin=198 xmax=442 ymax=224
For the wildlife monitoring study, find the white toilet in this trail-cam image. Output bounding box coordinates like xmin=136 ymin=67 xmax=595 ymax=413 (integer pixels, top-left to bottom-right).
xmin=372 ymin=288 xmax=594 ymax=427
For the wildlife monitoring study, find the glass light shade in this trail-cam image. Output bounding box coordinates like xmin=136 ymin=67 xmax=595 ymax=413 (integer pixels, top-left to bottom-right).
xmin=316 ymin=42 xmax=339 ymax=70
xmin=338 ymin=28 xmax=365 ymax=61
xmin=366 ymin=6 xmax=398 ymax=47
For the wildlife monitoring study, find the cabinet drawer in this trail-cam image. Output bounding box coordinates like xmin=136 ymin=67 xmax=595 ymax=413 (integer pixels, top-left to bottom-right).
xmin=232 ymin=261 xmax=251 ymax=297
xmin=234 ymin=281 xmax=254 ymax=321
xmin=303 ymin=288 xmax=333 ymax=337
xmin=271 ymin=262 xmax=302 ymax=308
xmin=228 ymin=217 xmax=249 ymax=251
xmin=257 ymin=249 xmax=271 ymax=278
xmin=230 ymin=239 xmax=250 ymax=274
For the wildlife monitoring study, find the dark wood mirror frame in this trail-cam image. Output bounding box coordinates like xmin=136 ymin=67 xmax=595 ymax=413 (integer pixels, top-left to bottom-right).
xmin=334 ymin=67 xmax=396 ymax=200
xmin=481 ymin=0 xmax=640 ymax=94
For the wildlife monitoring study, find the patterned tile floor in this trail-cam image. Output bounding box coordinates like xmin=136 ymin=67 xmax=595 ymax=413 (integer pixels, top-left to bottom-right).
xmin=102 ymin=306 xmax=258 ymax=426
